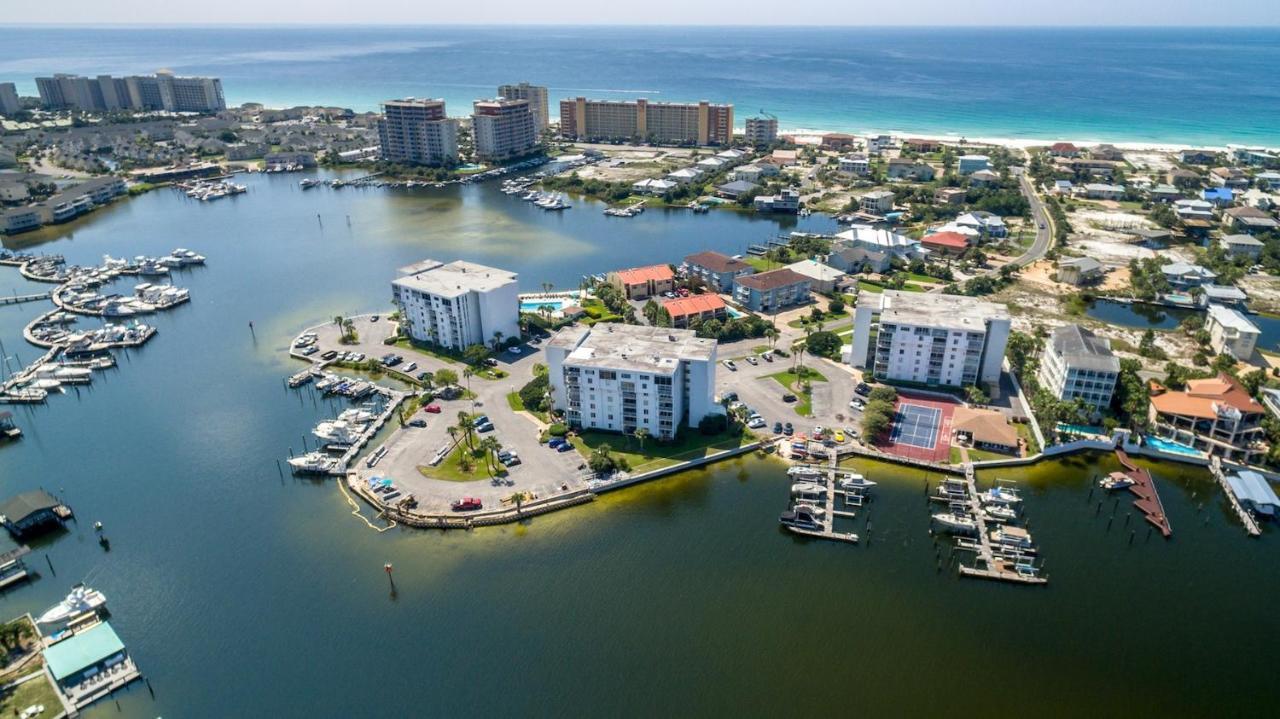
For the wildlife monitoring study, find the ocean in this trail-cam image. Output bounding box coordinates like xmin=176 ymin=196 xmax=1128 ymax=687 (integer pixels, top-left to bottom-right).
xmin=2 ymin=25 xmax=1279 ymax=146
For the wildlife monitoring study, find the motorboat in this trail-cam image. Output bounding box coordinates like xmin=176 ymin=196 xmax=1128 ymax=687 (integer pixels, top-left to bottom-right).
xmin=37 ymin=584 xmax=107 ymax=626
xmin=1099 ymin=472 xmax=1135 ymax=491
xmin=979 ymin=487 xmax=1022 ymax=506
xmin=787 ymin=466 xmax=826 ymax=480
xmin=313 ymin=419 xmax=364 ymax=445
xmin=837 ymin=473 xmax=877 ymax=490
xmin=990 ymin=526 xmax=1035 ymax=550
xmin=791 ymin=482 xmax=825 ymax=498
xmin=288 ymin=451 xmax=339 ymax=475
xmin=170 ymin=248 xmax=205 ymax=265
xmin=931 ymin=512 xmax=978 ymax=534
xmin=791 ymin=503 xmax=826 ymax=520
xmin=779 ymin=505 xmax=823 ymax=528
xmin=983 ymin=504 xmax=1018 ymax=523
xmin=34 ymin=364 xmax=92 ymax=384
xmin=337 ymin=408 xmax=377 ymax=425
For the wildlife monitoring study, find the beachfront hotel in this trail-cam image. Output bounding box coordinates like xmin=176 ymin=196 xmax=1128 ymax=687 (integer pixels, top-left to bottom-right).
xmin=377 ymin=98 xmax=460 ymax=165
xmin=472 ymin=98 xmax=538 ymax=162
xmin=35 ymin=72 xmax=225 ymax=113
xmin=497 ymin=82 xmax=549 ymax=131
xmin=545 ymin=324 xmax=720 ymax=441
xmin=558 ymin=97 xmax=733 ymax=146
xmin=391 ymin=259 xmax=519 ymax=351
xmin=848 ymin=290 xmax=1010 ymax=388
xmin=1037 ymin=325 xmax=1120 ymax=412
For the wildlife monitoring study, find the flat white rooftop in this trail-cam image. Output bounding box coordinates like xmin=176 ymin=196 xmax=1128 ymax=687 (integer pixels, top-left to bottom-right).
xmin=865 ymin=289 xmax=1009 ymax=332
xmin=550 ymin=323 xmax=716 ymax=373
xmin=393 ymin=259 xmax=518 ymax=298
xmin=1207 ymin=303 xmax=1261 ymax=334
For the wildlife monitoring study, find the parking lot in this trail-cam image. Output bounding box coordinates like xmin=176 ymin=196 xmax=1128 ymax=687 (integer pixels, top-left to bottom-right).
xmin=714 ymin=353 xmax=863 ymax=442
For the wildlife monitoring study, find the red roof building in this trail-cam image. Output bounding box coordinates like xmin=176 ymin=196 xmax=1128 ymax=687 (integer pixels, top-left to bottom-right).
xmin=921 ymin=231 xmax=972 ymax=256
xmin=662 ymin=294 xmax=727 ymax=328
xmin=608 ymin=264 xmax=675 ymax=300
xmin=1049 ymin=142 xmax=1080 ymax=157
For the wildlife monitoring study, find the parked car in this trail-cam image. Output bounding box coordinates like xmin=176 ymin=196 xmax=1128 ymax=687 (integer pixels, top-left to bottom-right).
xmin=408 ymin=418 xmax=427 ymax=428
xmin=773 ymin=421 xmax=783 ymax=434
xmin=548 ymin=438 xmax=567 ymax=449
xmin=321 ymin=350 xmax=338 ymax=361
xmin=556 ymin=443 xmax=573 ymax=452
xmin=370 ymin=315 xmax=379 ymax=322
xmin=855 ymin=383 xmax=871 ymax=396
xmin=502 ymin=454 xmax=522 ymax=467
xmin=302 ymin=346 xmax=318 ymax=356
xmin=849 ymin=397 xmax=866 ymax=410
xmin=473 ymin=415 xmax=490 ymax=427
xmin=747 ymin=417 xmax=766 ymax=429
xmin=476 ymin=422 xmax=495 ymax=433
xmin=721 ymin=391 xmax=739 ymax=403
xmin=451 ymin=497 xmax=483 ymax=512
xmin=423 ymin=404 xmax=442 ymax=414
xmin=483 ymin=358 xmax=499 ymax=367
xmin=783 ymin=423 xmax=794 ymax=436
xmin=762 ymin=353 xmax=774 ymax=363
xmin=782 ymin=393 xmax=797 ymax=403
xmin=723 ymin=360 xmax=738 ymax=371
xmin=834 ymin=430 xmax=845 ymax=443
xmin=403 ymin=362 xmax=417 ymax=372
xmin=745 ymin=356 xmax=758 ymax=366
xmin=416 ymin=371 xmax=431 ymax=381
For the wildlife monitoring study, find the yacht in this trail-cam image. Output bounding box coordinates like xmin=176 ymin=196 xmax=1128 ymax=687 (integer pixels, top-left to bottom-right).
xmin=171 ymin=248 xmax=206 ymax=265
xmin=779 ymin=505 xmax=823 ymax=528
xmin=979 ymin=487 xmax=1022 ymax=506
xmin=791 ymin=482 xmax=825 ymax=498
xmin=288 ymin=451 xmax=339 ymax=475
xmin=983 ymin=504 xmax=1018 ymax=523
xmin=337 ymin=408 xmax=377 ymax=425
xmin=837 ymin=473 xmax=877 ymax=490
xmin=990 ymin=526 xmax=1035 ymax=550
xmin=34 ymin=364 xmax=92 ymax=384
xmin=101 ymin=255 xmax=131 ymax=271
xmin=300 ymin=178 xmax=321 ymax=189
xmin=313 ymin=419 xmax=364 ymax=446
xmin=1099 ymin=472 xmax=1135 ymax=491
xmin=931 ymin=512 xmax=978 ymax=533
xmin=37 ymin=584 xmax=107 ymax=626
xmin=787 ymin=466 xmax=826 ymax=481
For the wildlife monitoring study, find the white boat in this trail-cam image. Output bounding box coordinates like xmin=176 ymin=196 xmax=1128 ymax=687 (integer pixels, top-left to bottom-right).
xmin=779 ymin=505 xmax=823 ymax=528
xmin=337 ymin=408 xmax=377 ymax=425
xmin=787 ymin=466 xmax=825 ymax=479
xmin=37 ymin=584 xmax=107 ymax=626
xmin=931 ymin=512 xmax=978 ymax=533
xmin=313 ymin=419 xmax=364 ymax=445
xmin=979 ymin=487 xmax=1022 ymax=506
xmin=791 ymin=482 xmax=825 ymax=497
xmin=170 ymin=248 xmax=205 ymax=265
xmin=288 ymin=451 xmax=339 ymax=474
xmin=101 ymin=255 xmax=130 ymax=270
xmin=1099 ymin=472 xmax=1135 ymax=491
xmin=837 ymin=473 xmax=877 ymax=490
xmin=34 ymin=364 xmax=92 ymax=383
xmin=983 ymin=504 xmax=1018 ymax=523
xmin=990 ymin=526 xmax=1034 ymax=549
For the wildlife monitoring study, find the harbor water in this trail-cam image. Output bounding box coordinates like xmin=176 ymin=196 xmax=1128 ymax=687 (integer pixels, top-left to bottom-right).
xmin=2 ymin=175 xmax=1279 ymax=716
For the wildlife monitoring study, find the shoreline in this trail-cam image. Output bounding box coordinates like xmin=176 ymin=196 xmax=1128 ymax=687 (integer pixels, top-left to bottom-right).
xmin=774 ymin=126 xmax=1265 ymax=153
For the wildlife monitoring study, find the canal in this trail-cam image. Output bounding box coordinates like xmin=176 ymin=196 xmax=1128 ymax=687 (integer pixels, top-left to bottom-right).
xmin=2 ymin=174 xmax=1279 ymax=717
xmin=1088 ymin=297 xmax=1280 ymax=353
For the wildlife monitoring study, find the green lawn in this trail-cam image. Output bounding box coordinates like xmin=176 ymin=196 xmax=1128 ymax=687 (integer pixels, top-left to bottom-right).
xmin=948 ymin=446 xmax=963 ymax=464
xmin=767 ymin=368 xmax=828 ymax=417
xmin=417 ymin=442 xmax=501 ymax=482
xmin=1016 ymin=422 xmax=1040 ymax=455
xmin=393 ymin=337 xmax=460 ymax=364
xmin=857 ymin=280 xmax=926 ymax=293
xmin=506 ymin=391 xmax=549 ymax=422
xmin=569 ymin=427 xmax=753 ymax=473
xmin=0 ymin=670 xmax=63 ymax=718
xmin=743 ymin=256 xmax=780 ymax=272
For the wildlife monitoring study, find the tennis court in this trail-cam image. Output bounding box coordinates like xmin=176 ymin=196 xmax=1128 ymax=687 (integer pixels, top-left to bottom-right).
xmin=890 ymin=404 xmax=942 ymax=449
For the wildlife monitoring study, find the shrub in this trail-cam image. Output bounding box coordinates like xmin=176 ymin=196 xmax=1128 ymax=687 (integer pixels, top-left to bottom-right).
xmin=548 ymin=423 xmax=568 ymax=437
xmin=699 ymin=413 xmax=728 ymax=435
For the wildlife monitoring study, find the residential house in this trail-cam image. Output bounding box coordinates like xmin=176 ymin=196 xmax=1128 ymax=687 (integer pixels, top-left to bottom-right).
xmin=903 ymin=138 xmax=942 ymax=153
xmin=886 ymin=158 xmax=935 ymax=181
xmin=732 ymin=163 xmax=778 ymax=183
xmin=1148 ymin=374 xmax=1266 ymax=462
xmin=683 ymin=250 xmax=755 ymax=293
xmin=1049 ymin=142 xmax=1080 ymax=157
xmin=662 ymin=294 xmax=728 ymax=329
xmin=820 ymin=133 xmax=858 ymax=151
xmin=784 ymin=259 xmax=846 ymax=294
xmin=859 ymin=190 xmax=895 ymax=215
xmin=1255 ymin=171 xmax=1280 ymax=191
xmin=921 ymin=231 xmax=972 ymax=257
xmin=1161 ymin=262 xmax=1217 ymax=289
xmin=833 ymin=225 xmax=923 ymax=263
xmin=1201 ymin=283 xmax=1248 ymax=309
xmin=696 ymin=157 xmax=728 ymax=173
xmin=1219 ymin=233 xmax=1265 ymax=259
xmin=715 ymin=180 xmax=760 ymax=200
xmin=1037 ymin=324 xmax=1119 ymax=411
xmin=1057 ymin=257 xmax=1104 ymax=286
xmin=934 ymin=187 xmax=967 ymax=205
xmin=838 ymin=155 xmax=870 ymax=176
xmin=732 ymin=268 xmax=811 ymax=312
xmin=1053 ymin=180 xmax=1074 ymax=195
xmin=1223 ymin=206 xmax=1280 ymax=233
xmin=608 ymin=264 xmax=675 ymax=300
xmin=1149 ymin=184 xmax=1181 ymax=202
xmin=1178 ymin=149 xmax=1217 ymax=165
xmin=864 ymin=135 xmax=893 ymax=154
xmin=968 ymin=169 xmax=1000 ymax=187
xmin=1089 ymin=144 xmax=1125 ymax=161
xmin=951 ymin=407 xmax=1021 ymax=454
xmin=632 ymin=178 xmax=678 ymax=196
xmin=1209 ymin=166 xmax=1250 ymax=189
xmin=1201 ymin=187 xmax=1235 ymax=206
xmin=1175 ymin=198 xmax=1215 ymax=220
xmin=1242 ymin=188 xmax=1277 ymax=211
xmin=666 ymin=168 xmax=702 ymax=185
xmin=754 ymin=188 xmax=800 ymax=213
xmin=954 ymin=211 xmax=1007 ymax=238
xmin=1206 ymin=304 xmax=1260 ymax=359
xmin=770 ymin=149 xmax=798 ymax=167
xmin=827 ymin=246 xmax=891 ymax=274
xmin=1084 ymin=183 xmax=1125 ymax=200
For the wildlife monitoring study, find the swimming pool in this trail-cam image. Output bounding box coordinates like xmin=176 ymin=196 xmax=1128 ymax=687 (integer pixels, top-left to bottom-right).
xmin=1144 ymin=436 xmax=1204 ymax=457
xmin=1056 ymin=423 xmax=1107 ymax=436
xmin=519 ymin=298 xmax=570 ymax=313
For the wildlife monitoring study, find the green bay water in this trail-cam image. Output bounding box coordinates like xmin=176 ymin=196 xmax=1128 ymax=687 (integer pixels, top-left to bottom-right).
xmin=1 ymin=176 xmax=1279 ymax=717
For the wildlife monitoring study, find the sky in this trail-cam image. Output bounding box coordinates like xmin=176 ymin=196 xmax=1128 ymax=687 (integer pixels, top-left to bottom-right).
xmin=4 ymin=0 xmax=1279 ymax=26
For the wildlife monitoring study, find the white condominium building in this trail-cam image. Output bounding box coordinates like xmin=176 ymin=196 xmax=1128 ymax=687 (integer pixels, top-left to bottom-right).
xmin=472 ymin=98 xmax=538 ymax=162
xmin=1037 ymin=325 xmax=1120 ymax=411
xmin=849 ymin=290 xmax=1011 ymax=387
xmin=36 ymin=72 xmax=225 ymax=113
xmin=559 ymin=97 xmax=734 ymax=145
xmin=0 ymin=83 xmax=20 ymax=116
xmin=377 ymin=98 xmax=460 ymax=165
xmin=391 ymin=259 xmax=520 ymax=351
xmin=497 ymin=82 xmax=549 ymax=131
xmin=546 ymin=324 xmax=720 ymax=440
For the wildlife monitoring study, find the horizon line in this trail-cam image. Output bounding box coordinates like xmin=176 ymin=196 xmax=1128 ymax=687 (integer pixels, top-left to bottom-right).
xmin=3 ymin=22 xmax=1280 ymax=29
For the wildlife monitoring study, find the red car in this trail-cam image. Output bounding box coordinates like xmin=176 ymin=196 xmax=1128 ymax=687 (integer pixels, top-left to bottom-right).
xmin=423 ymin=404 xmax=442 ymax=414
xmin=452 ymin=497 xmax=483 ymax=512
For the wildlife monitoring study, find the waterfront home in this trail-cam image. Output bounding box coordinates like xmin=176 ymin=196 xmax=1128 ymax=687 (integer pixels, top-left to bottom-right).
xmin=827 ymin=246 xmax=891 ymax=274
xmin=1179 ymin=149 xmax=1218 ymax=165
xmin=1201 ymin=187 xmax=1235 ymax=206
xmin=754 ymin=188 xmax=800 ymax=213
xmin=1037 ymin=324 xmax=1119 ymax=412
xmin=696 ymin=157 xmax=728 ymax=173
xmin=42 ymin=621 xmax=141 ymax=710
xmin=848 ymin=290 xmax=1010 ymax=387
xmin=1201 ymin=283 xmax=1248 ymax=309
xmin=1056 ymin=158 xmax=1118 ymax=177
xmin=1053 ymin=179 xmax=1074 ymax=195
xmin=957 ymin=155 xmax=990 ymax=175
xmin=1209 ymin=166 xmax=1250 ymax=189
xmin=662 ymin=294 xmax=728 ymax=328
xmin=770 ymin=149 xmax=798 ymax=167
xmin=1161 ymin=261 xmax=1217 ymax=289
xmin=264 ymin=150 xmax=316 ymax=169
xmin=715 ymin=180 xmax=760 ymax=200
xmin=1056 ymin=257 xmax=1104 ymax=286
xmin=1090 ymin=144 xmax=1125 ymax=162
xmin=865 ymin=135 xmax=893 ymax=154
xmin=1149 ymin=183 xmax=1182 ymax=202
xmin=1233 ymin=147 xmax=1279 ymax=167
xmin=732 ymin=268 xmax=811 ymax=312
xmin=821 ymin=133 xmax=859 ymax=151
xmin=838 ymin=154 xmax=870 ymax=176
xmin=0 ymin=490 xmax=69 ymax=539
xmin=1222 ymin=206 xmax=1280 ymax=233
xmin=954 ymin=211 xmax=1007 ymax=238
xmin=886 ymin=158 xmax=935 ymax=181
xmin=785 ymin=259 xmax=846 ymax=294
xmin=0 ymin=206 xmax=43 ymax=235
xmin=968 ymin=169 xmax=1000 ymax=187
xmin=1205 ymin=303 xmax=1260 ymax=359
xmin=666 ymin=168 xmax=702 ymax=185
xmin=951 ymin=407 xmax=1020 ymax=455
xmin=1175 ymin=198 xmax=1215 ymax=220
xmin=545 ymin=323 xmax=720 ymax=441
xmin=683 ymin=250 xmax=755 ymax=293
xmin=1084 ymin=183 xmax=1125 ymax=200
xmin=392 ymin=259 xmax=520 ymax=351
xmin=921 ymin=231 xmax=972 ymax=257
xmin=716 ymin=148 xmax=748 ymax=162
xmin=1131 ymin=228 xmax=1172 ymax=247
xmin=1225 ymin=471 xmax=1279 ymax=519
xmin=833 ymin=225 xmax=923 ymax=263
xmin=608 ymin=264 xmax=675 ymax=300
xmin=934 ymin=187 xmax=967 ymax=205
xmin=903 ymin=138 xmax=942 ymax=153
xmin=732 ymin=163 xmax=778 ymax=183
xmin=632 ymin=178 xmax=678 ymax=196
xmin=1049 ymin=142 xmax=1080 ymax=157
xmin=859 ymin=190 xmax=895 ymax=214
xmin=1219 ymin=233 xmax=1265 ymax=260
xmin=1148 ymin=374 xmax=1266 ymax=463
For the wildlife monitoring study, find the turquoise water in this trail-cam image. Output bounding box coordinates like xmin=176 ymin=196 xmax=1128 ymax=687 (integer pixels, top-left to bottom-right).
xmin=1057 ymin=423 xmax=1107 ymax=436
xmin=519 ymin=298 xmax=570 ymax=313
xmin=1145 ymin=436 xmax=1204 ymax=457
xmin=2 ymin=26 xmax=1279 ymax=144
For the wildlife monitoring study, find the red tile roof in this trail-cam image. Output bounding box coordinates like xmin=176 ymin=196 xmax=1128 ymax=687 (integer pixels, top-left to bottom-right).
xmin=612 ymin=264 xmax=674 ymax=286
xmin=1149 ymin=373 xmax=1264 ymax=419
xmin=1051 ymin=142 xmax=1079 ymax=153
xmin=662 ymin=294 xmax=726 ymax=318
xmin=922 ymin=231 xmax=971 ymax=250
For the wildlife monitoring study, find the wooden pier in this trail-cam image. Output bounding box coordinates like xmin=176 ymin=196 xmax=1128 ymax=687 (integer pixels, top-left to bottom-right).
xmin=953 ymin=465 xmax=1047 ymax=585
xmin=782 ymin=456 xmax=860 ymax=545
xmin=1209 ymin=457 xmax=1262 ymax=537
xmin=1116 ymin=449 xmax=1172 ymax=538
xmin=0 ymin=291 xmax=51 ymax=306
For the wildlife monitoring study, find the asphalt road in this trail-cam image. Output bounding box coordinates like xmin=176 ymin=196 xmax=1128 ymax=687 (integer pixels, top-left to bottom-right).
xmin=1011 ymin=170 xmax=1054 ymax=268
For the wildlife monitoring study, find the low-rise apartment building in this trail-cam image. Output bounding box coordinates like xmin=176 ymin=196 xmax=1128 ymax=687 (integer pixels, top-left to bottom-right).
xmin=732 ymin=268 xmax=811 ymax=312
xmin=682 ymin=250 xmax=755 ymax=292
xmin=1037 ymin=325 xmax=1119 ymax=412
xmin=608 ymin=264 xmax=675 ymax=300
xmin=546 ymin=324 xmax=720 ymax=440
xmin=391 ymin=259 xmax=520 ymax=351
xmin=848 ymin=290 xmax=1010 ymax=388
xmin=662 ymin=294 xmax=728 ymax=328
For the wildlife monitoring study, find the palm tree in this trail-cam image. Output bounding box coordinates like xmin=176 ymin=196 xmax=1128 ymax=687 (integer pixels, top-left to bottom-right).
xmin=633 ymin=427 xmax=650 ymax=452
xmin=333 ymin=314 xmax=344 ymax=329
xmin=479 ymin=436 xmax=501 ymax=474
xmin=462 ymin=367 xmax=476 ymax=409
xmin=491 ymin=330 xmax=504 ymax=353
xmin=457 ymin=411 xmax=474 ymax=450
xmin=764 ymin=326 xmax=780 ymax=351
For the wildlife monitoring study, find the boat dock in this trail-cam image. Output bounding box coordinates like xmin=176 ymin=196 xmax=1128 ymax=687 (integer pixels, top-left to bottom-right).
xmin=1116 ymin=449 xmax=1172 ymax=538
xmin=332 ymin=387 xmax=408 ymax=474
xmin=0 ymin=291 xmax=52 ymax=306
xmin=1209 ymin=457 xmax=1262 ymax=537
xmin=779 ymin=456 xmax=862 ymax=545
xmin=950 ymin=465 xmax=1047 ymax=585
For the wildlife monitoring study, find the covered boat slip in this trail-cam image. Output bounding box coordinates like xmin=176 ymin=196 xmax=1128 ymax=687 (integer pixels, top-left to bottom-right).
xmin=42 ymin=621 xmax=141 ymax=709
xmin=1226 ymin=471 xmax=1280 ymax=517
xmin=0 ymin=533 xmax=31 ymax=589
